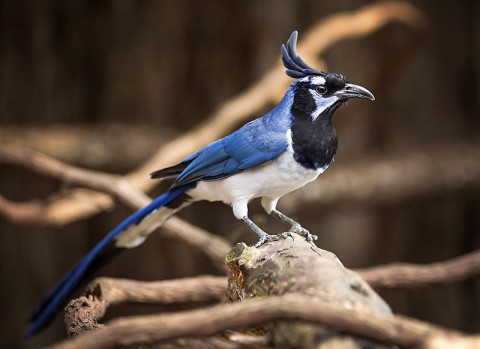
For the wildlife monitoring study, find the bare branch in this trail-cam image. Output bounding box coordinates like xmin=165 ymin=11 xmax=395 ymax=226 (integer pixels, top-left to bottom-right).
xmin=0 ymin=146 xmax=148 ymax=209
xmin=358 ymin=249 xmax=480 ymax=289
xmin=0 ymin=147 xmax=231 ymax=271
xmin=59 ymin=249 xmax=480 ymax=337
xmin=4 ymin=142 xmax=480 ymax=273
xmin=58 ymin=237 xmax=480 ymax=348
xmin=64 ymin=276 xmax=227 ymax=337
xmin=0 ymin=123 xmax=172 ymax=168
xmin=282 ymin=142 xmax=480 ymax=209
xmin=48 ymin=295 xmax=479 ymax=349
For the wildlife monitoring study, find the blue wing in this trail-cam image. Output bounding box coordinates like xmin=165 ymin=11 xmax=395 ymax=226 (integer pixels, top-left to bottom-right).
xmin=172 ymin=116 xmax=291 ymax=186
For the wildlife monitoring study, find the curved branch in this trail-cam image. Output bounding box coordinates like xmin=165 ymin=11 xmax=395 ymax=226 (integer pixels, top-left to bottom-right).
xmin=0 ymin=147 xmax=231 ymax=271
xmin=358 ymin=249 xmax=480 ymax=289
xmin=0 ymin=146 xmax=148 ymax=208
xmin=59 ymin=249 xmax=480 ymax=336
xmin=64 ymin=276 xmax=227 ymax=337
xmin=48 ymin=294 xmax=478 ymax=349
xmin=282 ymin=142 xmax=480 ymax=209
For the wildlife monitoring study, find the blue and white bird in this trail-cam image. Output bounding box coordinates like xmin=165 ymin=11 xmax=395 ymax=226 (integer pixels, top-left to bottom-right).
xmin=27 ymin=31 xmax=374 ymax=337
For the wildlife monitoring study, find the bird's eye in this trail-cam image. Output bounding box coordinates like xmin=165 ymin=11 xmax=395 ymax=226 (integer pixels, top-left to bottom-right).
xmin=315 ymin=85 xmax=328 ymax=95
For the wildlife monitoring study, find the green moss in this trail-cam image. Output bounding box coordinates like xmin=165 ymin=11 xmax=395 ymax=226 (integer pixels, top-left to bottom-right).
xmin=226 ymin=243 xmax=258 ymax=268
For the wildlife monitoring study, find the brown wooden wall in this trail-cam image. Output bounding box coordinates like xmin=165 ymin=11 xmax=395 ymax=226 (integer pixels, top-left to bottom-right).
xmin=1 ymin=1 xmax=479 ymax=347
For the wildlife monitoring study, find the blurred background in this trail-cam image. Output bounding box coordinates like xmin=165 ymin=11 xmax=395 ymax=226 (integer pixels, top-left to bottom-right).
xmin=1 ymin=0 xmax=479 ymax=347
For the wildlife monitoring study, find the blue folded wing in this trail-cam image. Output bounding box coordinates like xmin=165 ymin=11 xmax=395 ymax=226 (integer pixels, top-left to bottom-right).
xmin=173 ymin=117 xmax=290 ymax=186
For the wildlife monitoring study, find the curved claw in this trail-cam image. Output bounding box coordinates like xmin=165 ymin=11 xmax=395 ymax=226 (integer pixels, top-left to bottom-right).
xmin=253 ymin=232 xmax=294 ymax=248
xmin=289 ymin=224 xmax=318 ymax=242
xmin=280 ymin=232 xmax=295 ymax=241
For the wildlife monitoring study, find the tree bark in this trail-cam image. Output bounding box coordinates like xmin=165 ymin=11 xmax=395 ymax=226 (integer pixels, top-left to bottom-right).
xmin=53 ymin=237 xmax=480 ymax=349
xmin=225 ymin=234 xmax=393 ymax=349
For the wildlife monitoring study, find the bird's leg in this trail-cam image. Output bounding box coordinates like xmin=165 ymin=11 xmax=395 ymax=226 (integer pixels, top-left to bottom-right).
xmin=270 ymin=209 xmax=318 ymax=242
xmin=240 ymin=216 xmax=292 ymax=247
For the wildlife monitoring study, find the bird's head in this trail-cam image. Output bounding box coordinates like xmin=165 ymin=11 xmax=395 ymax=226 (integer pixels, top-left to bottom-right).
xmin=282 ymin=31 xmax=374 ymax=120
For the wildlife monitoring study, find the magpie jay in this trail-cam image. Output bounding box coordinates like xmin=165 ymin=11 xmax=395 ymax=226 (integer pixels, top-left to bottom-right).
xmin=27 ymin=31 xmax=374 ymax=337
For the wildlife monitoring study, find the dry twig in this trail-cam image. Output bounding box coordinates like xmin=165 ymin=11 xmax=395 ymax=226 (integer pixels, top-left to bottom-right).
xmin=358 ymin=249 xmax=480 ymax=289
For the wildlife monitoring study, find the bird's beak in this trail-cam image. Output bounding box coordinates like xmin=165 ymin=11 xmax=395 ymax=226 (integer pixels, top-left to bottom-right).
xmin=337 ymin=83 xmax=375 ymax=101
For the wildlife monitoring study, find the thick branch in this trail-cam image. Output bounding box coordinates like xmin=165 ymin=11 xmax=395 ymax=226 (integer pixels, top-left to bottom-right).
xmin=59 ymin=238 xmax=480 ymax=349
xmin=59 ymin=238 xmax=480 ymax=348
xmin=49 ymin=295 xmax=479 ymax=349
xmin=60 ymin=248 xmax=480 ymax=340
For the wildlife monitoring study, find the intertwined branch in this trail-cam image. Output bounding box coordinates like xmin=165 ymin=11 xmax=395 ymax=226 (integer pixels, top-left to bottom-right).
xmin=55 ymin=249 xmax=480 ymax=339
xmin=50 ymin=295 xmax=480 ymax=349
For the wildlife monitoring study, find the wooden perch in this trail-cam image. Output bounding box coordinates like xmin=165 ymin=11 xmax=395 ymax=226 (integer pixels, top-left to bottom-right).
xmin=52 ymin=237 xmax=480 ymax=349
xmin=57 ymin=249 xmax=480 ymax=337
xmin=225 ymin=235 xmax=393 ymax=349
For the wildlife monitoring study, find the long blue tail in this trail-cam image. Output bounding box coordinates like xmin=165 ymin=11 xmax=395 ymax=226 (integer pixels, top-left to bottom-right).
xmin=26 ymin=184 xmax=195 ymax=337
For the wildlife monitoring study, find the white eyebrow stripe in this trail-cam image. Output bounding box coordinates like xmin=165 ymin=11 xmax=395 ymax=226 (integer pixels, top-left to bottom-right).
xmin=310 ymin=76 xmax=326 ymax=85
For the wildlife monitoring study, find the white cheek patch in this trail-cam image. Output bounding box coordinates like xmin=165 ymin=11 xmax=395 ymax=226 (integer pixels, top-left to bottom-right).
xmin=309 ymin=90 xmax=338 ymax=121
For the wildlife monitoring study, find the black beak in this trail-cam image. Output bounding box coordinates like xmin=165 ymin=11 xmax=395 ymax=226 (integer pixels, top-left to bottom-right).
xmin=337 ymin=83 xmax=375 ymax=101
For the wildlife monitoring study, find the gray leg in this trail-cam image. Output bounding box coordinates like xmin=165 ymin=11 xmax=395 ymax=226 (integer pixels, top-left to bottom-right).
xmin=240 ymin=216 xmax=292 ymax=247
xmin=270 ymin=209 xmax=318 ymax=242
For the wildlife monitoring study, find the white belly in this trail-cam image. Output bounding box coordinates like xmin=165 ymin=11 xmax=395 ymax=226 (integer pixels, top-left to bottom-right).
xmin=187 ymin=150 xmax=327 ymax=218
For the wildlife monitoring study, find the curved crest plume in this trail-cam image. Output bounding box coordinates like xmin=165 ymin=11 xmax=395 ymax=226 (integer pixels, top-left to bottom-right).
xmin=281 ymin=31 xmax=326 ymax=79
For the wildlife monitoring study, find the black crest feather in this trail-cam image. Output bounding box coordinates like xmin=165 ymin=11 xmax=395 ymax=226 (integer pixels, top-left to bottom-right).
xmin=281 ymin=31 xmax=326 ymax=79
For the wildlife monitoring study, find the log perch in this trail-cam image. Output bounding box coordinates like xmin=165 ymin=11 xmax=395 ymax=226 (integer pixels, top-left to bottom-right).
xmin=53 ymin=239 xmax=480 ymax=349
xmin=225 ymin=234 xmax=393 ymax=349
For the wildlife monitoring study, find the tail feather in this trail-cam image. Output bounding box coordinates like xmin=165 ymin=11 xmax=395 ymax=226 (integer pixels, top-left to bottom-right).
xmin=26 ymin=183 xmax=195 ymax=338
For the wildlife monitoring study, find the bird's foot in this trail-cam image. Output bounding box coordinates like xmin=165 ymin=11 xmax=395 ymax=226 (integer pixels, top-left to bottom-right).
xmin=253 ymin=232 xmax=294 ymax=248
xmin=289 ymin=224 xmax=318 ymax=242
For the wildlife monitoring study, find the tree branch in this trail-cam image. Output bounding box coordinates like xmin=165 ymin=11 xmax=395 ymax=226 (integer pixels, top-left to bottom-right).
xmin=282 ymin=142 xmax=480 ymax=209
xmin=58 ymin=236 xmax=480 ymax=349
xmin=4 ymin=143 xmax=480 ymax=272
xmin=0 ymin=146 xmax=148 ymax=208
xmin=358 ymin=249 xmax=480 ymax=289
xmin=49 ymin=295 xmax=480 ymax=349
xmin=0 ymin=146 xmax=231 ymax=272
xmin=64 ymin=276 xmax=227 ymax=337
